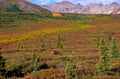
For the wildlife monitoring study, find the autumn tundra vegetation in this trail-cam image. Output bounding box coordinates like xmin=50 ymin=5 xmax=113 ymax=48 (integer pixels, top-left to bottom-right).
xmin=0 ymin=12 xmax=120 ymax=79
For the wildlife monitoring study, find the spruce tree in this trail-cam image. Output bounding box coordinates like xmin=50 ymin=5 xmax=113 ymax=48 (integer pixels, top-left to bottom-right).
xmin=65 ymin=60 xmax=78 ymax=79
xmin=33 ymin=57 xmax=40 ymax=72
xmin=40 ymin=36 xmax=45 ymax=51
xmin=56 ymin=33 xmax=63 ymax=49
xmin=96 ymin=34 xmax=111 ymax=75
xmin=32 ymin=52 xmax=36 ymax=63
xmin=110 ymin=37 xmax=119 ymax=58
xmin=0 ymin=47 xmax=6 ymax=78
xmin=32 ymin=53 xmax=40 ymax=72
xmin=108 ymin=33 xmax=112 ymax=41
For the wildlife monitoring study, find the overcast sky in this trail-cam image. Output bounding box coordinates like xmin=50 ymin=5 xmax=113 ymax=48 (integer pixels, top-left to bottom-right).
xmin=29 ymin=0 xmax=120 ymax=5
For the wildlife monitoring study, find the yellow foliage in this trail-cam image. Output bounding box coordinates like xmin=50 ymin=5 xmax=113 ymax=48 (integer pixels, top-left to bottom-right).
xmin=0 ymin=25 xmax=88 ymax=43
xmin=52 ymin=12 xmax=63 ymax=17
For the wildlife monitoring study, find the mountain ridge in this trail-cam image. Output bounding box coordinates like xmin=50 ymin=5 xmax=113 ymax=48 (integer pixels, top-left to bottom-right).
xmin=44 ymin=1 xmax=120 ymax=14
xmin=1 ymin=0 xmax=120 ymax=14
xmin=0 ymin=0 xmax=50 ymax=12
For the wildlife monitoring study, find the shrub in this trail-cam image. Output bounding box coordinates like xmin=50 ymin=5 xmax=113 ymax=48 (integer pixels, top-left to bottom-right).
xmin=59 ymin=56 xmax=71 ymax=61
xmin=6 ymin=64 xmax=24 ymax=77
xmin=66 ymin=60 xmax=78 ymax=79
xmin=0 ymin=47 xmax=6 ymax=78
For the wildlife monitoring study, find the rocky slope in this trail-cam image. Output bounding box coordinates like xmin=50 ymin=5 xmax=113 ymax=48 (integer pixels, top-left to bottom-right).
xmin=45 ymin=1 xmax=120 ymax=14
xmin=0 ymin=0 xmax=50 ymax=12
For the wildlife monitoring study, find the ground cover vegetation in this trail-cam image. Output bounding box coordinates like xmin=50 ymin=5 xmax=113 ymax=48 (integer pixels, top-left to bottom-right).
xmin=0 ymin=12 xmax=120 ymax=79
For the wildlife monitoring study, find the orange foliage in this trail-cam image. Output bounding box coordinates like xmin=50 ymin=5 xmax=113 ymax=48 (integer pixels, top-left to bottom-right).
xmin=52 ymin=12 xmax=63 ymax=17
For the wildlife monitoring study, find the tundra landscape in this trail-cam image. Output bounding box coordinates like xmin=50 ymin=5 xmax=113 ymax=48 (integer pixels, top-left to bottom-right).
xmin=0 ymin=0 xmax=120 ymax=79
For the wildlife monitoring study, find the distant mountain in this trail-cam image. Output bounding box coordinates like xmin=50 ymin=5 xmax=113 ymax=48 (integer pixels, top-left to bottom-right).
xmin=43 ymin=1 xmax=83 ymax=13
xmin=0 ymin=0 xmax=50 ymax=12
xmin=44 ymin=1 xmax=120 ymax=14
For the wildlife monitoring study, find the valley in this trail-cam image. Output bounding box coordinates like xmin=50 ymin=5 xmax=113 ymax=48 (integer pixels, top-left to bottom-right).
xmin=0 ymin=12 xmax=120 ymax=79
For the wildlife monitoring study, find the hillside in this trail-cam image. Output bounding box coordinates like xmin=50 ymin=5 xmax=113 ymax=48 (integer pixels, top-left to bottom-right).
xmin=0 ymin=0 xmax=50 ymax=12
xmin=0 ymin=13 xmax=120 ymax=79
xmin=44 ymin=1 xmax=120 ymax=14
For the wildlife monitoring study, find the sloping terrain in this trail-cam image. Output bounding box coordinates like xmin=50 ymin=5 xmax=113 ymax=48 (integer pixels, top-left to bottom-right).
xmin=0 ymin=0 xmax=50 ymax=12
xmin=45 ymin=1 xmax=120 ymax=14
xmin=0 ymin=13 xmax=120 ymax=79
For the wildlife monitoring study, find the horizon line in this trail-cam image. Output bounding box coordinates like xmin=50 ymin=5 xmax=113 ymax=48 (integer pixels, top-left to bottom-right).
xmin=29 ymin=0 xmax=120 ymax=6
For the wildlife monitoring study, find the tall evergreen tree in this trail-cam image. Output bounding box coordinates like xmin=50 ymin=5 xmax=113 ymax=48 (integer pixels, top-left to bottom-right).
xmin=0 ymin=47 xmax=6 ymax=78
xmin=110 ymin=37 xmax=120 ymax=58
xmin=33 ymin=57 xmax=40 ymax=72
xmin=96 ymin=34 xmax=111 ymax=75
xmin=56 ymin=33 xmax=63 ymax=49
xmin=40 ymin=35 xmax=45 ymax=51
xmin=108 ymin=32 xmax=112 ymax=41
xmin=32 ymin=53 xmax=40 ymax=72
